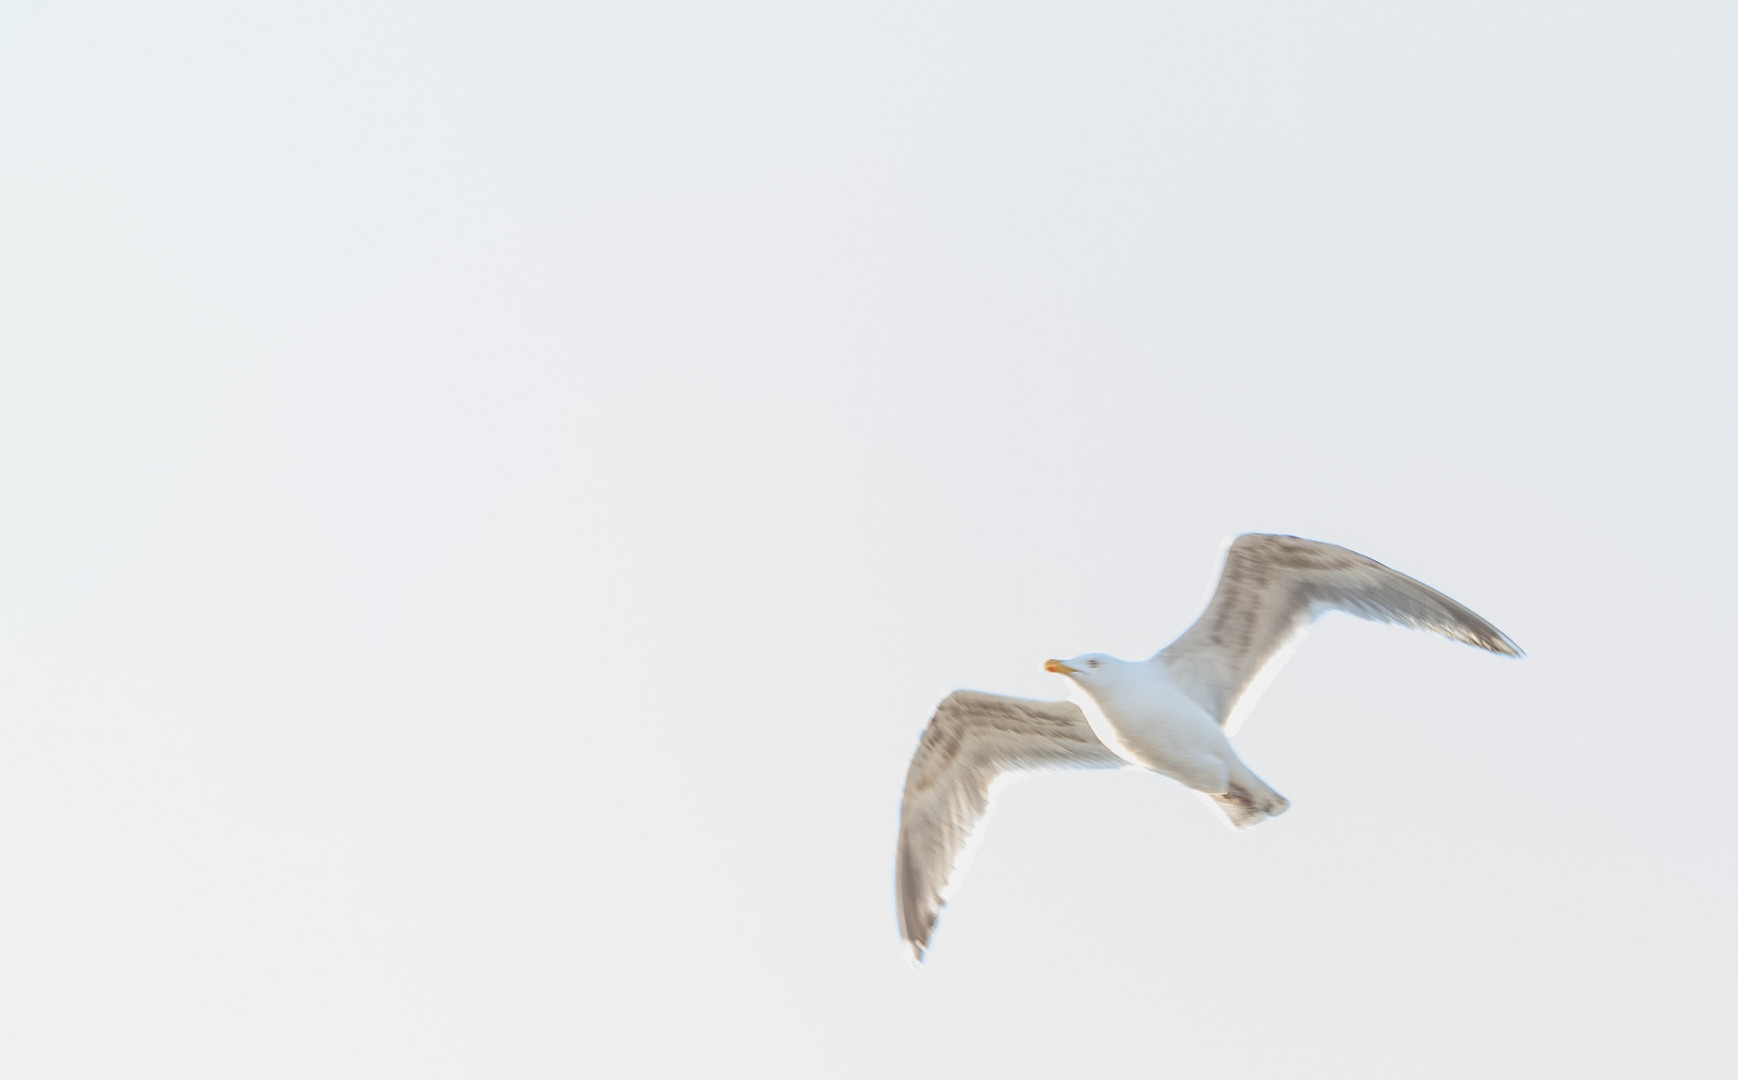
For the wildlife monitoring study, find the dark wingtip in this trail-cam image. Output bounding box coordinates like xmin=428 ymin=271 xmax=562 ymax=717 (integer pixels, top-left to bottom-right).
xmin=905 ymin=938 xmax=929 ymax=968
xmin=900 ymin=909 xmax=937 ymax=968
xmin=1456 ymin=612 xmax=1521 ymax=659
xmin=895 ymin=840 xmax=937 ymax=967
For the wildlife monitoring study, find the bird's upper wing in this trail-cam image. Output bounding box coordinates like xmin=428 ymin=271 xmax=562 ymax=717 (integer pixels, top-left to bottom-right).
xmin=896 ymin=690 xmax=1125 ymax=964
xmin=1157 ymin=534 xmax=1522 ymax=732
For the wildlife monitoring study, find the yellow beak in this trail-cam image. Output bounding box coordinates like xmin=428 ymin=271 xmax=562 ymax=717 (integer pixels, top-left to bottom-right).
xmin=1044 ymin=659 xmax=1077 ymax=675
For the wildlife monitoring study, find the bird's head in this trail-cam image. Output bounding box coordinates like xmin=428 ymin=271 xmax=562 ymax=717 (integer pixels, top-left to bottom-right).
xmin=1043 ymin=654 xmax=1119 ymax=682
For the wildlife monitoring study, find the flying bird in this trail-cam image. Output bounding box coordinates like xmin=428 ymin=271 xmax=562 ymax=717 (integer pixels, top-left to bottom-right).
xmin=894 ymin=533 xmax=1521 ymax=964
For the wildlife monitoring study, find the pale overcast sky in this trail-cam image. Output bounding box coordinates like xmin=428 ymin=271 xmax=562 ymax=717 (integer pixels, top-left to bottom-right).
xmin=3 ymin=2 xmax=1735 ymax=1077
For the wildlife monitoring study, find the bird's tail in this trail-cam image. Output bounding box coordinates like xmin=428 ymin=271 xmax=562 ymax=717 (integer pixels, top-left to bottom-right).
xmin=1202 ymin=768 xmax=1290 ymax=831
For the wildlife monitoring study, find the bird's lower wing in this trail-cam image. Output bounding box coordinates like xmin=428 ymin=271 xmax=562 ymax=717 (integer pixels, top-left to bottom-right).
xmin=1157 ymin=534 xmax=1522 ymax=730
xmin=896 ymin=691 xmax=1125 ymax=964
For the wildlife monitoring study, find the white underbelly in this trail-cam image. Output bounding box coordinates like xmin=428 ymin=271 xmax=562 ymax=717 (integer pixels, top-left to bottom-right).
xmin=1076 ymin=682 xmax=1234 ymax=792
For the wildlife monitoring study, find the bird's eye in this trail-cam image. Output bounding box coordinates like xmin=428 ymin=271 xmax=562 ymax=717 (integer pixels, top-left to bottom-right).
xmin=1088 ymin=659 xmax=1100 ymax=668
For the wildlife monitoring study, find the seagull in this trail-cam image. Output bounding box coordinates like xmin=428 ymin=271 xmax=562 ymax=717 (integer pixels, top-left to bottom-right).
xmin=894 ymin=533 xmax=1521 ymax=964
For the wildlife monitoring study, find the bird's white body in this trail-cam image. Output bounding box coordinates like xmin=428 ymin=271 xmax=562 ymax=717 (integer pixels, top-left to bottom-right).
xmin=1067 ymin=658 xmax=1231 ymax=792
xmin=1058 ymin=653 xmax=1291 ymax=824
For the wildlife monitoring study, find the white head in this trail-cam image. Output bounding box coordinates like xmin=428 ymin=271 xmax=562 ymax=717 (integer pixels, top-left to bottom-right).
xmin=1043 ymin=653 xmax=1124 ymax=684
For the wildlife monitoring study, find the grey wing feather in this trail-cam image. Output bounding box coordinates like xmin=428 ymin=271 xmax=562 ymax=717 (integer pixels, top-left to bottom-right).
xmin=1158 ymin=534 xmax=1522 ymax=729
xmin=895 ymin=690 xmax=1125 ymax=964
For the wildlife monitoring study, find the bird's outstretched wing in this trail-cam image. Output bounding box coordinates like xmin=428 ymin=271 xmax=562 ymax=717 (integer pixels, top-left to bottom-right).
xmin=1158 ymin=534 xmax=1522 ymax=732
xmin=896 ymin=691 xmax=1125 ymax=964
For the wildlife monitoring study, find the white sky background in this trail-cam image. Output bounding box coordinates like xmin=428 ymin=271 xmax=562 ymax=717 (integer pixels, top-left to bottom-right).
xmin=3 ymin=1 xmax=1736 ymax=1076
